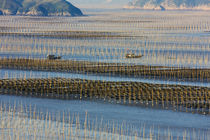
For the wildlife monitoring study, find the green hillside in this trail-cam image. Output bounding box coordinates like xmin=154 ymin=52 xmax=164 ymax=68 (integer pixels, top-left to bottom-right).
xmin=127 ymin=0 xmax=210 ymax=10
xmin=0 ymin=0 xmax=83 ymax=16
xmin=0 ymin=0 xmax=21 ymax=14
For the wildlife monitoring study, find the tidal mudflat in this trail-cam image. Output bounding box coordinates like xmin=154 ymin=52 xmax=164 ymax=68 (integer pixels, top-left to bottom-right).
xmin=0 ymin=10 xmax=210 ymax=139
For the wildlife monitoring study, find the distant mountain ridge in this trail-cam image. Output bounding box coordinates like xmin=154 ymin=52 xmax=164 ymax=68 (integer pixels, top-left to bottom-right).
xmin=125 ymin=0 xmax=210 ymax=10
xmin=0 ymin=0 xmax=83 ymax=16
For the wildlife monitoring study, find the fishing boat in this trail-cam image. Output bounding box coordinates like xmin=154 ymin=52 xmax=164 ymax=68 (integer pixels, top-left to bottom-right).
xmin=125 ymin=53 xmax=143 ymax=58
xmin=47 ymin=55 xmax=62 ymax=60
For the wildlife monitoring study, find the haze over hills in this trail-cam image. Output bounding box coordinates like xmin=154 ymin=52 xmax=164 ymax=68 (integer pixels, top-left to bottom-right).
xmin=0 ymin=0 xmax=83 ymax=16
xmin=125 ymin=0 xmax=210 ymax=10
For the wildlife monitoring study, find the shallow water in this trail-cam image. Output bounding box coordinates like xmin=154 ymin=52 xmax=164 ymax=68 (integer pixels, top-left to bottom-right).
xmin=1 ymin=46 xmax=209 ymax=69
xmin=1 ymin=69 xmax=209 ymax=87
xmin=0 ymin=95 xmax=209 ymax=139
xmin=0 ymin=11 xmax=210 ymax=69
xmin=0 ymin=10 xmax=210 ymax=139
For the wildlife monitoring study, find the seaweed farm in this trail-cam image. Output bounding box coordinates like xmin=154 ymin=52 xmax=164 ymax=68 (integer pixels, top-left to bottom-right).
xmin=0 ymin=10 xmax=210 ymax=139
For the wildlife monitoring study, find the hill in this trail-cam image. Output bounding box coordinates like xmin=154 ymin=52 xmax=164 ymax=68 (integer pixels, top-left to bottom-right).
xmin=125 ymin=0 xmax=210 ymax=10
xmin=0 ymin=0 xmax=83 ymax=16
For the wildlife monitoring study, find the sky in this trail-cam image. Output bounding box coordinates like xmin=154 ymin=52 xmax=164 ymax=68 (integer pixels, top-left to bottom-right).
xmin=68 ymin=0 xmax=130 ymax=9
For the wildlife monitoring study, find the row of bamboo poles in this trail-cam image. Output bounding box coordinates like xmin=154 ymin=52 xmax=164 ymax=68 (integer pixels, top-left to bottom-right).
xmin=0 ymin=78 xmax=209 ymax=115
xmin=1 ymin=102 xmax=208 ymax=140
xmin=0 ymin=58 xmax=209 ymax=82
